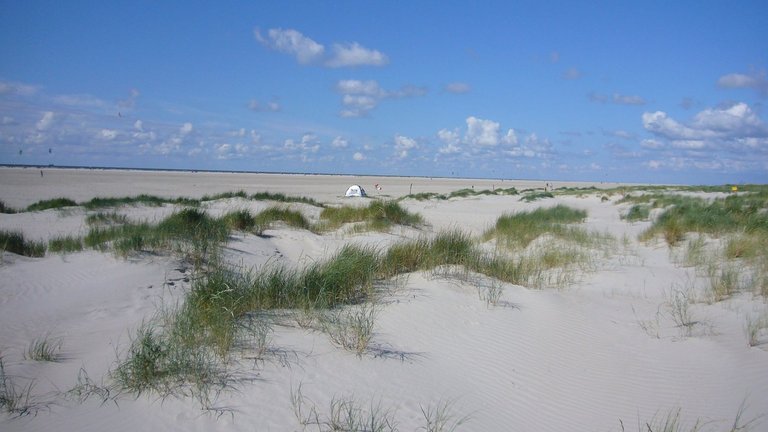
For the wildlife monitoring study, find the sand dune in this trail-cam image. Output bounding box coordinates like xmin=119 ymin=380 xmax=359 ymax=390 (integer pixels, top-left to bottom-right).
xmin=0 ymin=167 xmax=766 ymax=431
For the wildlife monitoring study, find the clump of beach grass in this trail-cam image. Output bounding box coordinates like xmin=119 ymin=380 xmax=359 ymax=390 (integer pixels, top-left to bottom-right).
xmin=0 ymin=201 xmax=18 ymax=214
xmin=253 ymin=207 xmax=310 ymax=233
xmin=25 ymin=335 xmax=62 ymax=362
xmin=85 ymin=208 xmax=228 ymax=265
xmin=320 ymin=303 xmax=377 ymax=356
xmin=520 ymin=191 xmax=554 ymax=202
xmin=26 ymin=197 xmax=77 ymax=212
xmin=0 ymin=356 xmax=39 ymax=417
xmin=745 ymin=311 xmax=768 ymax=347
xmin=85 ymin=211 xmax=128 ymax=226
xmin=420 ymin=399 xmax=471 ymax=432
xmin=111 ymin=320 xmax=232 ymax=408
xmin=48 ymin=235 xmax=83 ymax=253
xmin=483 ymin=205 xmax=593 ymax=250
xmin=0 ymin=230 xmax=46 ymax=257
xmin=622 ymin=204 xmax=651 ymax=222
xmin=317 ymin=200 xmax=422 ymax=233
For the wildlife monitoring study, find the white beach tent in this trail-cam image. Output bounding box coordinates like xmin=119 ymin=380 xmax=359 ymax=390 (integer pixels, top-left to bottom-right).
xmin=345 ymin=184 xmax=367 ymax=197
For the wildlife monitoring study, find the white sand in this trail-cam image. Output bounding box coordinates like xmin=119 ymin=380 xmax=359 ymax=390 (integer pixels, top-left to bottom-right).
xmin=1 ymin=167 xmax=766 ymax=431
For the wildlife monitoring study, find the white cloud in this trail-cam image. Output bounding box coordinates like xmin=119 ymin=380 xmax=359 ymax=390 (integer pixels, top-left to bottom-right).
xmin=502 ymin=129 xmax=518 ymax=146
xmin=255 ymin=27 xmax=387 ymax=69
xmin=465 ymin=116 xmax=500 ymax=146
xmin=249 ymin=99 xmax=281 ymax=112
xmin=643 ymin=102 xmax=766 ymax=143
xmin=394 ymin=134 xmax=417 ymax=159
xmin=612 ymin=93 xmax=646 ymax=105
xmin=445 ymin=82 xmax=471 ymax=94
xmin=332 ymin=136 xmax=348 ymax=148
xmin=284 ymin=133 xmax=320 ymax=153
xmin=0 ymin=80 xmax=38 ymax=96
xmin=180 ymin=122 xmax=193 ymax=135
xmin=642 ymin=111 xmax=706 ymax=140
xmin=646 ymin=160 xmax=662 ymax=169
xmin=717 ymin=71 xmax=768 ymax=96
xmin=36 ymin=112 xmax=55 ymax=131
xmin=134 ymin=120 xmax=143 ymax=131
xmin=254 ymin=28 xmax=325 ymax=64
xmin=98 ymin=129 xmax=118 ymax=140
xmin=337 ymin=79 xmax=382 ymax=96
xmin=326 ymin=42 xmax=388 ymax=67
xmin=353 ymin=152 xmax=365 ymax=161
xmin=335 ymin=79 xmax=425 ymax=117
xmin=437 ymin=128 xmax=461 ymax=154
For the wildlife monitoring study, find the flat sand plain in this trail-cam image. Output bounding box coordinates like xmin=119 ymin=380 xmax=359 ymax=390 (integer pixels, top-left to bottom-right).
xmin=0 ymin=167 xmax=765 ymax=431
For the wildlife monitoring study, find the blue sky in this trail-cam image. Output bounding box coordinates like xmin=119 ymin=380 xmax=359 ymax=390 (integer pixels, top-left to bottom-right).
xmin=1 ymin=1 xmax=767 ymax=184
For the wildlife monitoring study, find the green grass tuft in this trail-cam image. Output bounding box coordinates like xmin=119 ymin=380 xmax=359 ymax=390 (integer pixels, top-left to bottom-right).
xmin=318 ymin=200 xmax=422 ymax=232
xmin=26 ymin=197 xmax=77 ymax=212
xmin=0 ymin=230 xmax=46 ymax=257
xmin=0 ymin=201 xmax=18 ymax=214
xmin=48 ymin=235 xmax=83 ymax=253
xmin=520 ymin=191 xmax=554 ymax=202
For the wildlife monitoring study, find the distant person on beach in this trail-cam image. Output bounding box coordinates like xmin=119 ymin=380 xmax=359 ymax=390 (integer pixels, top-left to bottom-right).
xmin=40 ymin=170 xmax=43 ymax=177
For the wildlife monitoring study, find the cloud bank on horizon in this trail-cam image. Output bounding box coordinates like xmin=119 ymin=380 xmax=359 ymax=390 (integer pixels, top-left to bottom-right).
xmin=0 ymin=1 xmax=766 ymax=184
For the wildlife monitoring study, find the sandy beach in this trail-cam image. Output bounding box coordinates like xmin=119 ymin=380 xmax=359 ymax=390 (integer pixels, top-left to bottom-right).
xmin=0 ymin=167 xmax=766 ymax=431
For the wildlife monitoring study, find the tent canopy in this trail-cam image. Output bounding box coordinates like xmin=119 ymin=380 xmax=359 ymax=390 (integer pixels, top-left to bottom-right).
xmin=345 ymin=184 xmax=367 ymax=197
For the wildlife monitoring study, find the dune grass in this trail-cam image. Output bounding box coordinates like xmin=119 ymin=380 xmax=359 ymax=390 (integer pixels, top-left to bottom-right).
xmin=48 ymin=235 xmax=83 ymax=253
xmin=0 ymin=201 xmax=18 ymax=214
xmin=85 ymin=211 xmax=129 ymax=226
xmin=26 ymin=197 xmax=77 ymax=212
xmin=84 ymin=208 xmax=228 ymax=265
xmin=639 ymin=191 xmax=768 ymax=246
xmin=519 ymin=191 xmax=554 ymax=202
xmin=622 ymin=204 xmax=651 ymax=222
xmin=484 ymin=205 xmax=588 ymax=249
xmin=400 ymin=186 xmax=518 ymax=201
xmin=25 ymin=335 xmax=62 ymax=362
xmin=0 ymin=230 xmax=46 ymax=257
xmin=111 ymin=320 xmax=230 ymax=407
xmin=317 ymin=200 xmax=422 ymax=233
xmin=0 ymin=356 xmax=43 ymax=417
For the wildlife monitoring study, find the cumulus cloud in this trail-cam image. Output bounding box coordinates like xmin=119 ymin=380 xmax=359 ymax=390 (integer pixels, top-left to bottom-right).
xmin=394 ymin=134 xmax=418 ymax=159
xmin=332 ymin=136 xmax=348 ymax=148
xmin=326 ymin=42 xmax=388 ymax=67
xmin=98 ymin=129 xmax=118 ymax=140
xmin=353 ymin=152 xmax=365 ymax=161
xmin=717 ymin=71 xmax=768 ymax=97
xmin=255 ymin=28 xmax=325 ymax=64
xmin=255 ymin=27 xmax=387 ymax=69
xmin=335 ymin=79 xmax=426 ymax=117
xmin=284 ymin=133 xmax=320 ymax=153
xmin=465 ymin=116 xmax=500 ymax=146
xmin=437 ymin=128 xmax=461 ymax=154
xmin=445 ymin=82 xmax=471 ymax=94
xmin=179 ymin=122 xmax=193 ymax=135
xmin=642 ymin=102 xmax=767 ymax=148
xmin=36 ymin=112 xmax=55 ymax=131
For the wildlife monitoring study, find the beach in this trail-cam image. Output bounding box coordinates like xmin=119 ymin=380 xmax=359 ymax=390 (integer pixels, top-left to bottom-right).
xmin=0 ymin=167 xmax=765 ymax=431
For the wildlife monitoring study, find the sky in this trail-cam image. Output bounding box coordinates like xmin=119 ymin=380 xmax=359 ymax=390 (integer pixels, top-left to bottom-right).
xmin=1 ymin=1 xmax=767 ymax=184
